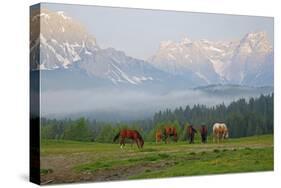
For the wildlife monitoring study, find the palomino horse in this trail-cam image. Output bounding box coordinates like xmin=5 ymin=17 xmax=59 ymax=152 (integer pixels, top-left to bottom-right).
xmin=187 ymin=125 xmax=197 ymax=144
xmin=212 ymin=123 xmax=229 ymax=143
xmin=163 ymin=127 xmax=178 ymax=144
xmin=200 ymin=125 xmax=208 ymax=143
xmin=113 ymin=129 xmax=144 ymax=149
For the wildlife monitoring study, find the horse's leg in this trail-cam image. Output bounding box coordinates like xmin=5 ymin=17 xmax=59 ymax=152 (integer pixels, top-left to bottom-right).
xmin=135 ymin=139 xmax=140 ymax=149
xmin=130 ymin=139 xmax=134 ymax=148
xmin=217 ymin=135 xmax=219 ymax=144
xmin=202 ymin=135 xmax=204 ymax=144
xmin=168 ymin=135 xmax=170 ymax=144
xmin=156 ymin=135 xmax=159 ymax=144
xmin=120 ymin=138 xmax=125 ymax=149
xmin=169 ymin=135 xmax=171 ymax=144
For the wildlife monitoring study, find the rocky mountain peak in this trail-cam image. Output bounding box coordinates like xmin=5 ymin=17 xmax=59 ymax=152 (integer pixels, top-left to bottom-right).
xmin=238 ymin=31 xmax=272 ymax=54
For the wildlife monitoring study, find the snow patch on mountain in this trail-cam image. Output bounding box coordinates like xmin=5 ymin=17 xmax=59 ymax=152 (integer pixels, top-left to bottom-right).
xmin=57 ymin=11 xmax=71 ymax=20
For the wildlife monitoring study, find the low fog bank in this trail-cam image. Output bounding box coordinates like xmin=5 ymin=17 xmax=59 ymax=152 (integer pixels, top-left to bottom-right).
xmin=41 ymin=87 xmax=272 ymax=121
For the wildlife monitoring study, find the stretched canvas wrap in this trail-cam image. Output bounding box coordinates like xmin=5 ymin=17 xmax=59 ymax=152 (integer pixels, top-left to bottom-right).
xmin=30 ymin=3 xmax=274 ymax=185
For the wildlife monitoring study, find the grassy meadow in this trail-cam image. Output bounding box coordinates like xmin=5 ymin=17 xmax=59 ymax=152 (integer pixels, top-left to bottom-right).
xmin=40 ymin=134 xmax=273 ymax=184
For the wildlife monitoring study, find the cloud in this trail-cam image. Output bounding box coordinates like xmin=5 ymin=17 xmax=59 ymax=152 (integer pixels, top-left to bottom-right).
xmin=41 ymin=87 xmax=265 ymax=121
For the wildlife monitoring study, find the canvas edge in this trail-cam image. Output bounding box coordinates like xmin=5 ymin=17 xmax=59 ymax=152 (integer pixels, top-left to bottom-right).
xmin=29 ymin=3 xmax=41 ymax=185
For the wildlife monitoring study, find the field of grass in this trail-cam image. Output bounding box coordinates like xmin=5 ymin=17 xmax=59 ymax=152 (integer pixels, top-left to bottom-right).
xmin=40 ymin=135 xmax=273 ymax=184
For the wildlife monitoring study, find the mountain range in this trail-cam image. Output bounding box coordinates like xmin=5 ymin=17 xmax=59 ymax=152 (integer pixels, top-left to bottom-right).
xmin=150 ymin=31 xmax=273 ymax=86
xmin=30 ymin=9 xmax=274 ymax=90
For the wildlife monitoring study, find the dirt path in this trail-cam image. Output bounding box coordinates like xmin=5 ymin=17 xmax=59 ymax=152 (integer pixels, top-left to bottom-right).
xmin=41 ymin=154 xmax=173 ymax=184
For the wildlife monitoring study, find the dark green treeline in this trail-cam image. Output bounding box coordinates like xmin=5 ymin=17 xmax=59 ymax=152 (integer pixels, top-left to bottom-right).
xmin=41 ymin=94 xmax=273 ymax=142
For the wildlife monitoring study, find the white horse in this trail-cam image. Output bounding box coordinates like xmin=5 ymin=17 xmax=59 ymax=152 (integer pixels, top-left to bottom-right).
xmin=213 ymin=123 xmax=229 ymax=143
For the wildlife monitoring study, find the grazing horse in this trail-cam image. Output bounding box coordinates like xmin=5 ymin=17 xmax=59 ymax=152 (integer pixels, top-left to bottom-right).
xmin=200 ymin=125 xmax=208 ymax=143
xmin=187 ymin=125 xmax=197 ymax=144
xmin=113 ymin=129 xmax=144 ymax=149
xmin=213 ymin=123 xmax=229 ymax=143
xmin=163 ymin=127 xmax=178 ymax=143
xmin=155 ymin=129 xmax=162 ymax=144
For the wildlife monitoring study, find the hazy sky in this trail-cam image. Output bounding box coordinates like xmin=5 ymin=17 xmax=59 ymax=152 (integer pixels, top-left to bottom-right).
xmin=42 ymin=3 xmax=274 ymax=60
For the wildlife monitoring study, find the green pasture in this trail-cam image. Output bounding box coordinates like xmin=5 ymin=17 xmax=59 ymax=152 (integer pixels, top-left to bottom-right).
xmin=40 ymin=134 xmax=273 ymax=184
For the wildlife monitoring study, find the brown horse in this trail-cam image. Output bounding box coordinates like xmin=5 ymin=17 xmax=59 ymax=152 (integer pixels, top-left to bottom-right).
xmin=163 ymin=127 xmax=178 ymax=143
xmin=200 ymin=125 xmax=208 ymax=143
xmin=187 ymin=125 xmax=197 ymax=144
xmin=155 ymin=129 xmax=162 ymax=144
xmin=113 ymin=129 xmax=144 ymax=149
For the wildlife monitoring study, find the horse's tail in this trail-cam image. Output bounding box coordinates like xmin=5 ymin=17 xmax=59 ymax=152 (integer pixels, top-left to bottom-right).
xmin=113 ymin=131 xmax=120 ymax=143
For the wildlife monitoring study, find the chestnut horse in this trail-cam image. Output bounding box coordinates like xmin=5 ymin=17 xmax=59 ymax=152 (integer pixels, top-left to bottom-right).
xmin=113 ymin=129 xmax=144 ymax=149
xmin=200 ymin=125 xmax=208 ymax=143
xmin=163 ymin=127 xmax=178 ymax=143
xmin=155 ymin=129 xmax=162 ymax=144
xmin=187 ymin=125 xmax=197 ymax=144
